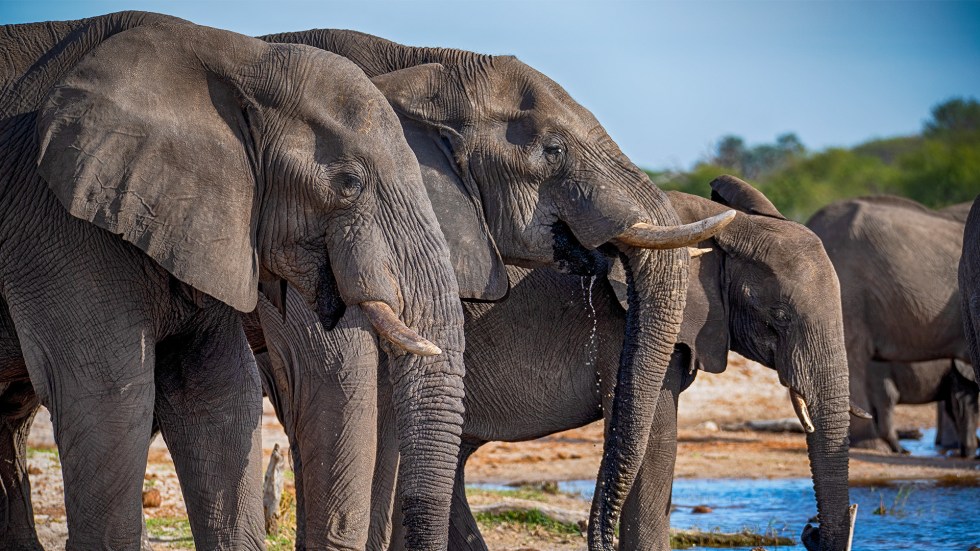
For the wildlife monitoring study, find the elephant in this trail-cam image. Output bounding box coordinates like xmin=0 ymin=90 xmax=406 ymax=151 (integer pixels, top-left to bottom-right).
xmin=379 ymin=176 xmax=854 ymax=551
xmin=0 ymin=12 xmax=467 ymax=549
xmin=807 ymin=196 xmax=970 ymax=450
xmin=241 ymin=28 xmax=737 ymax=551
xmin=961 ymin=196 xmax=980 ymax=386
xmin=866 ymin=358 xmax=978 ymax=456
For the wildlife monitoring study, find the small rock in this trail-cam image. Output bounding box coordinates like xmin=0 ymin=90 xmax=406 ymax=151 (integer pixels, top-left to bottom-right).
xmin=697 ymin=421 xmax=720 ymax=432
xmin=691 ymin=505 xmax=713 ymax=514
xmin=141 ymin=488 xmax=161 ymax=508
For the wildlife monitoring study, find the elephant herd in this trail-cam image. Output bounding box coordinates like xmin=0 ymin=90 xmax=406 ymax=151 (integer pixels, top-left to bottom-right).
xmin=0 ymin=10 xmax=976 ymax=551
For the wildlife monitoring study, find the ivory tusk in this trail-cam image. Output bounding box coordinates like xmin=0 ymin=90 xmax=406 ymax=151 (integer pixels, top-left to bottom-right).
xmin=360 ymin=300 xmax=442 ymax=357
xmin=846 ymin=503 xmax=857 ymax=551
xmin=790 ymin=389 xmax=816 ymax=433
xmin=849 ymin=402 xmax=873 ymax=419
xmin=689 ymin=247 xmax=713 ymax=258
xmin=614 ymin=209 xmax=736 ymax=249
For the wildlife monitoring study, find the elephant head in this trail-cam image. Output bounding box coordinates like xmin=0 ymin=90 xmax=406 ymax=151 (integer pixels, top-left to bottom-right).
xmin=262 ymin=28 xmax=734 ymax=548
xmin=33 ymin=18 xmax=465 ymax=540
xmin=663 ymin=176 xmax=853 ymax=551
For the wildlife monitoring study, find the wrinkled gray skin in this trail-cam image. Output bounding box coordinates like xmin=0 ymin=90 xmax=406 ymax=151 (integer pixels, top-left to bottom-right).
xmin=256 ymin=29 xmax=709 ymax=550
xmin=961 ymin=196 xmax=980 ymax=389
xmin=808 ymin=196 xmax=969 ymax=450
xmin=0 ymin=12 xmax=464 ymax=550
xmin=380 ymin=178 xmax=852 ymax=551
xmin=866 ymin=359 xmax=978 ymax=456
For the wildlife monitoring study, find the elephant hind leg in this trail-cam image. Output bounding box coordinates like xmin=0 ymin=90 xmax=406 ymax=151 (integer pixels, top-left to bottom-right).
xmin=153 ymin=306 xmax=264 ymax=551
xmin=0 ymin=381 xmax=42 ymax=550
xmin=872 ymin=379 xmax=905 ymax=454
xmin=449 ymin=443 xmax=486 ymax=551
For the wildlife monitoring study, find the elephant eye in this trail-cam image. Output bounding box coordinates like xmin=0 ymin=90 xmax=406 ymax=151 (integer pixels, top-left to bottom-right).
xmin=339 ymin=174 xmax=363 ymax=199
xmin=543 ymin=142 xmax=565 ymax=164
xmin=771 ymin=306 xmax=792 ymax=325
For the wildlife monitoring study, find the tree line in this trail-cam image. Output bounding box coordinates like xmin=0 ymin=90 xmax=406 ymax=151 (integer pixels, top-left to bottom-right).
xmin=648 ymin=97 xmax=980 ymax=221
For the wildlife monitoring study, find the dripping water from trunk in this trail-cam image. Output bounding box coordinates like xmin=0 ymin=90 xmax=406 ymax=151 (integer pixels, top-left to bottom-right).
xmin=581 ymin=275 xmax=601 ymax=405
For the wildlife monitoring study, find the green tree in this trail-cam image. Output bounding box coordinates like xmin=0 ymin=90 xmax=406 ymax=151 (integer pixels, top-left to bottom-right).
xmin=924 ymin=97 xmax=980 ymax=136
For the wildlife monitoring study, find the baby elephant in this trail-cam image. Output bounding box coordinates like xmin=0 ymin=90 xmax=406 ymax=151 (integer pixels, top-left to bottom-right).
xmin=867 ymin=359 xmax=978 ymax=456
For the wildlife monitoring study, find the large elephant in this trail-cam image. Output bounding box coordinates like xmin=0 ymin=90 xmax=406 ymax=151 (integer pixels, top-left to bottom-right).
xmin=0 ymin=12 xmax=465 ymax=549
xmin=389 ymin=176 xmax=851 ymax=551
xmin=961 ymin=196 xmax=980 ymax=385
xmin=807 ymin=196 xmax=970 ymax=449
xmin=251 ymin=28 xmax=735 ymax=551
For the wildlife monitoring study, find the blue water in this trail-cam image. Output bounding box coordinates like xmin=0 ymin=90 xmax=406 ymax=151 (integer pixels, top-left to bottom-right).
xmin=471 ymin=477 xmax=980 ymax=549
xmin=902 ymin=427 xmax=940 ymax=457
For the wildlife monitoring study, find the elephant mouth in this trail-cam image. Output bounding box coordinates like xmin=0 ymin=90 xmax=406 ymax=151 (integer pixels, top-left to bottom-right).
xmin=550 ymin=221 xmax=613 ymax=276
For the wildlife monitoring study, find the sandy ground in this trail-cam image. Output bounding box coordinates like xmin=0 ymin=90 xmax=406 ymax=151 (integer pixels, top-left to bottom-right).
xmin=24 ymin=353 xmax=979 ymax=549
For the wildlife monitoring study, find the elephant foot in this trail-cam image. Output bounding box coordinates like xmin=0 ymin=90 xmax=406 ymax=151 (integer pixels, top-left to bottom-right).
xmin=849 ymin=435 xmax=891 ymax=452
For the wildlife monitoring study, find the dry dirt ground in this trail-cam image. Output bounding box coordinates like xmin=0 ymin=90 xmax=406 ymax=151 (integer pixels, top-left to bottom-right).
xmin=25 ymin=354 xmax=980 ymax=549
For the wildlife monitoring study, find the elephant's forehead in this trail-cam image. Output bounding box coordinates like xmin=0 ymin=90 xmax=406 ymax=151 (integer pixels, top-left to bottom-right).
xmin=490 ymin=57 xmax=601 ymax=131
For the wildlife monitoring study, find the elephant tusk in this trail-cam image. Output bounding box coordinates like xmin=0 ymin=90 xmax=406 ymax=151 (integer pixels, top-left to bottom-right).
xmin=790 ymin=389 xmax=816 ymax=433
xmin=849 ymin=402 xmax=873 ymax=419
xmin=613 ymin=210 xmax=736 ymax=249
xmin=689 ymin=247 xmax=713 ymax=258
xmin=846 ymin=504 xmax=857 ymax=551
xmin=360 ymin=300 xmax=442 ymax=357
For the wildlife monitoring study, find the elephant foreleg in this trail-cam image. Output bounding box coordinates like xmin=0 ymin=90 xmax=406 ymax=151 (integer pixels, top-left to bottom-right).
xmin=0 ymin=381 xmax=42 ymax=550
xmin=619 ymin=360 xmax=688 ymax=551
xmin=257 ymin=288 xmax=380 ymax=551
xmin=153 ymin=307 xmax=265 ymax=550
xmin=15 ymin=319 xmax=156 ymax=550
xmin=947 ymin=371 xmax=979 ymax=458
xmin=368 ymin=363 xmax=399 ymax=551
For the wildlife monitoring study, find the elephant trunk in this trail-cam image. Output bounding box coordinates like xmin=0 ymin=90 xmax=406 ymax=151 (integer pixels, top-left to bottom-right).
xmin=379 ymin=181 xmax=466 ymax=551
xmin=587 ymin=192 xmax=689 ymax=549
xmin=794 ymin=344 xmax=853 ymax=551
xmin=387 ymin=326 xmax=464 ymax=551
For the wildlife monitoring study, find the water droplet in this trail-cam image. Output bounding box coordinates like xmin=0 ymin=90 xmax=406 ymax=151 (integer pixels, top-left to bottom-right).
xmin=582 ymin=276 xmax=600 ymax=395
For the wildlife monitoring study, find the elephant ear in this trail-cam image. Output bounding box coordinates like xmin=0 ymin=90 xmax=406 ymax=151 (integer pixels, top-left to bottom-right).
xmin=374 ymin=67 xmax=508 ymax=301
xmin=36 ymin=23 xmax=261 ymax=312
xmin=607 ymin=246 xmax=730 ymax=374
xmin=709 ymin=175 xmax=786 ymax=220
xmin=371 ymin=63 xmax=466 ymax=138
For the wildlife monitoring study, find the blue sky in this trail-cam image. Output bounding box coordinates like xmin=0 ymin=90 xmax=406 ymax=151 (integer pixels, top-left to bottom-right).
xmin=4 ymin=1 xmax=979 ymax=170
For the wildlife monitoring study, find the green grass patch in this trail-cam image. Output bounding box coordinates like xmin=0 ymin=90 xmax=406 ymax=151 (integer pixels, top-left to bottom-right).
xmin=27 ymin=446 xmax=58 ymax=458
xmin=146 ymin=517 xmax=193 ymax=549
xmin=475 ymin=508 xmax=581 ymax=535
xmin=265 ymin=485 xmax=298 ymax=550
xmin=466 ymin=482 xmax=567 ymax=503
